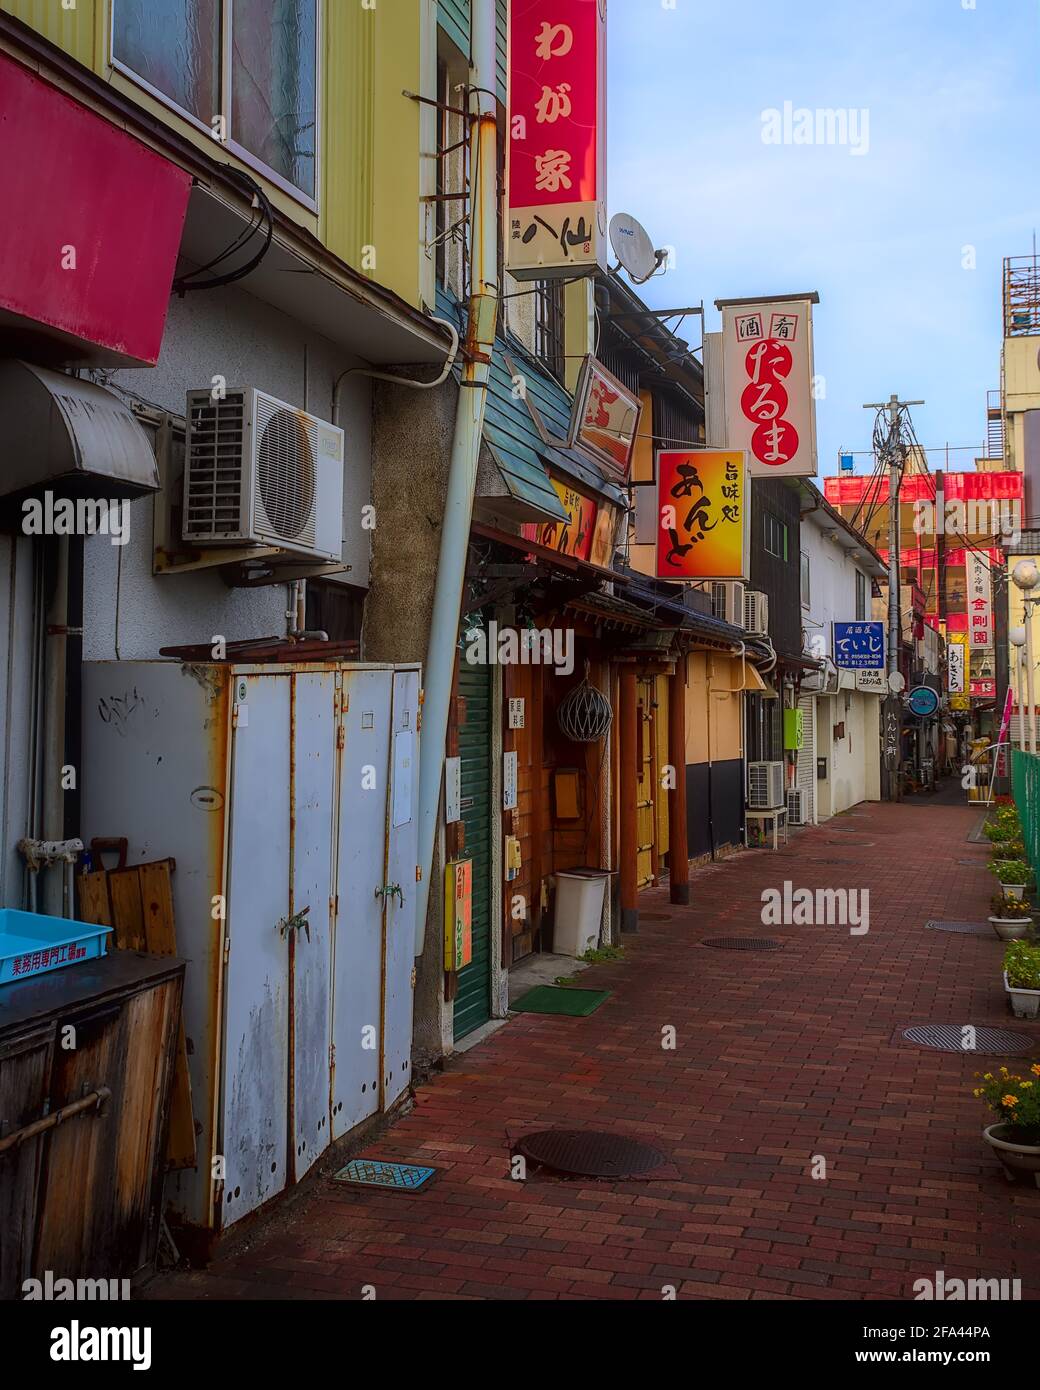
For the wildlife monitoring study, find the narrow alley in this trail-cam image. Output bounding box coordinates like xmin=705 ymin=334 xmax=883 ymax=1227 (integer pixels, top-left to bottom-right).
xmin=146 ymin=799 xmax=1040 ymax=1303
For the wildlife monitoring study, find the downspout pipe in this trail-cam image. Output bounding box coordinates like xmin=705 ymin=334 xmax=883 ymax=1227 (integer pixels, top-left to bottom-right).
xmin=413 ymin=0 xmax=499 ymax=954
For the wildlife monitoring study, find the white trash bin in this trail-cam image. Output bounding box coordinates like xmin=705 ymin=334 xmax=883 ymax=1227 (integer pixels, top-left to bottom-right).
xmin=553 ymin=868 xmax=609 ymax=957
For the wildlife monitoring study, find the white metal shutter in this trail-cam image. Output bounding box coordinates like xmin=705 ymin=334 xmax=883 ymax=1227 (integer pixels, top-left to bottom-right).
xmin=796 ymin=694 xmax=817 ymax=825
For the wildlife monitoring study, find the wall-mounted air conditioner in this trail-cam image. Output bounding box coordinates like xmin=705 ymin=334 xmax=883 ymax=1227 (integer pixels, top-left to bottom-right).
xmin=711 ymin=580 xmax=745 ymax=626
xmin=183 ymin=387 xmax=344 ymax=561
xmin=786 ymin=787 xmax=807 ymax=826
xmin=748 ymin=760 xmax=785 ymax=809
xmin=743 ymin=590 xmax=770 ymax=637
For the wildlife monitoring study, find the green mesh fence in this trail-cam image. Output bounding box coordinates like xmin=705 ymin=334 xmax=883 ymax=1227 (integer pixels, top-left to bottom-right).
xmin=1011 ymin=749 xmax=1040 ymax=872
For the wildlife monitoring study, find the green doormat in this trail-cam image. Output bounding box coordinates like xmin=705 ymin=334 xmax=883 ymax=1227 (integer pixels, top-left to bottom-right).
xmin=511 ymin=985 xmax=610 ymax=1017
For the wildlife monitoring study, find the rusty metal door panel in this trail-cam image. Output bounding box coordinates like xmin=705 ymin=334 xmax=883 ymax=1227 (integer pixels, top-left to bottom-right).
xmin=330 ymin=669 xmax=392 ymax=1139
xmin=289 ymin=671 xmax=336 ymax=1181
xmin=33 ymin=1002 xmax=125 ymax=1277
xmin=81 ymin=660 xmax=231 ymax=1233
xmin=221 ymin=673 xmax=291 ymax=1227
xmin=0 ymin=1025 xmax=52 ymax=1299
xmin=382 ymin=668 xmax=420 ymax=1110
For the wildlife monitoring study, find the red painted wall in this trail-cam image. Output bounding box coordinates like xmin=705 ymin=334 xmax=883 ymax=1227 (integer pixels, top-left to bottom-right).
xmin=0 ymin=52 xmax=191 ymax=365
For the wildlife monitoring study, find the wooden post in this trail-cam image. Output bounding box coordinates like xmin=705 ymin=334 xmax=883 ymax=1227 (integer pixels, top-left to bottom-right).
xmin=619 ymin=666 xmax=639 ymax=933
xmin=668 ymin=662 xmax=690 ymax=905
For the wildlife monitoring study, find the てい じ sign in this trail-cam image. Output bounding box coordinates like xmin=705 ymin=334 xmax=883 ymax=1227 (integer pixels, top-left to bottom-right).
xmin=833 ymin=621 xmax=885 ymax=671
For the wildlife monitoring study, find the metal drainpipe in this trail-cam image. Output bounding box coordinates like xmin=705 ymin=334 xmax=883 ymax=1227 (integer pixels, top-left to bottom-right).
xmin=41 ymin=535 xmax=69 ymax=917
xmin=413 ymin=0 xmax=499 ymax=955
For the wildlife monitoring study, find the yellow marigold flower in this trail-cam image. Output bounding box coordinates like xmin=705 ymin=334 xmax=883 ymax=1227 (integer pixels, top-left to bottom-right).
xmin=1032 ymin=1064 xmax=1040 ymax=1077
xmin=1002 ymin=1094 xmax=1019 ymax=1107
xmin=1023 ymin=1082 xmax=1034 ymax=1090
xmin=984 ymin=1073 xmax=994 ymax=1080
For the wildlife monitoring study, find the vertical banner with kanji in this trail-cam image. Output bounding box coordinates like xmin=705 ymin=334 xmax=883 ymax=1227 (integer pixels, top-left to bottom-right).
xmin=506 ymin=0 xmax=607 ymax=280
xmin=655 ymin=449 xmax=749 ymax=581
xmin=949 ymin=631 xmax=970 ymax=711
xmin=717 ymin=296 xmax=818 ymax=477
xmin=966 ymin=551 xmax=993 ymax=650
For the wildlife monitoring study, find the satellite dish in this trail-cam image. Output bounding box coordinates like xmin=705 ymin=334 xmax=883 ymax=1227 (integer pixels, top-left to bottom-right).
xmin=609 ymin=213 xmax=660 ymax=284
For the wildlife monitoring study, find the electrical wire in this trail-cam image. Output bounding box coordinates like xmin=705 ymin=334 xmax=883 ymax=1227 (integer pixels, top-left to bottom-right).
xmin=172 ymin=168 xmax=274 ymax=295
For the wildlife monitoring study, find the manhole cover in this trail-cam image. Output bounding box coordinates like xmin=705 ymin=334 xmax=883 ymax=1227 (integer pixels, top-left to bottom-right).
xmin=925 ymin=920 xmax=991 ymax=936
xmin=902 ymin=1025 xmax=1034 ymax=1056
xmin=702 ymin=937 xmax=784 ymax=951
xmin=514 ymin=1129 xmax=667 ymax=1178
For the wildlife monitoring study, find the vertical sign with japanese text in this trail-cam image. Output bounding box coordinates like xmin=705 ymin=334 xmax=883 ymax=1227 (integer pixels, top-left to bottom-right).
xmin=949 ymin=631 xmax=970 ymax=710
xmin=506 ymin=0 xmax=607 ymax=279
xmin=718 ymin=297 xmax=818 ymax=477
xmin=966 ymin=551 xmax=993 ymax=651
xmin=655 ymin=449 xmax=749 ymax=581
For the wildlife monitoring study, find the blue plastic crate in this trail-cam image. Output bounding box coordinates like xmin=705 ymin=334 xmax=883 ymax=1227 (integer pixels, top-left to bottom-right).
xmin=0 ymin=909 xmax=110 ymax=986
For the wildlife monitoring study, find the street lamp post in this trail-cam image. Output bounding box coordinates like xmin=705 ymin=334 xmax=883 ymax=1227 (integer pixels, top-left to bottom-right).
xmin=1012 ymin=562 xmax=1039 ymax=756
xmin=1010 ymin=626 xmax=1027 ymax=753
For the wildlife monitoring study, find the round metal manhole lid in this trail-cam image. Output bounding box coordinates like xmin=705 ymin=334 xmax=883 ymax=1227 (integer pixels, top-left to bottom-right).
xmin=515 ymin=1129 xmax=668 ymax=1178
xmin=924 ymin=920 xmax=991 ymax=936
xmin=902 ymin=1024 xmax=1034 ymax=1055
xmin=702 ymin=937 xmax=784 ymax=951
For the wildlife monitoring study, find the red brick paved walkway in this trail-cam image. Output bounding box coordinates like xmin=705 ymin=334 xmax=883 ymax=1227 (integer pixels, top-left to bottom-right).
xmin=148 ymin=799 xmax=1040 ymax=1301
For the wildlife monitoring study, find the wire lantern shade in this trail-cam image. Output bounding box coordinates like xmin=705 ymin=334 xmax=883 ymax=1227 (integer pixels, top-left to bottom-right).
xmin=557 ymin=677 xmax=613 ymax=743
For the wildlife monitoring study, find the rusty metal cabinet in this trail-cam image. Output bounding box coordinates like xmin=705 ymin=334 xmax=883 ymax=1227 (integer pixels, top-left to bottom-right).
xmin=81 ymin=660 xmax=420 ymax=1245
xmin=0 ymin=952 xmax=184 ymax=1298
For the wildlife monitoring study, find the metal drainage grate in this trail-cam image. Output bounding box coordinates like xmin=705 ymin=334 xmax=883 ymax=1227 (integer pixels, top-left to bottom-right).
xmin=332 ymin=1159 xmax=437 ymax=1191
xmin=807 ymin=857 xmax=853 ymax=865
xmin=515 ymin=1129 xmax=667 ymax=1178
xmin=925 ymin=920 xmax=991 ymax=936
xmin=702 ymin=937 xmax=784 ymax=951
xmin=902 ymin=1025 xmax=1034 ymax=1056
xmin=640 ymin=912 xmax=672 ymax=922
xmin=957 ymin=859 xmax=987 ymax=866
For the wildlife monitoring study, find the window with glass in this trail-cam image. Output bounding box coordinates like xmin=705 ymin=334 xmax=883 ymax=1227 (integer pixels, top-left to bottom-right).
xmin=855 ymin=568 xmax=868 ymax=620
xmin=764 ymin=512 xmax=788 ymax=561
xmin=800 ymin=551 xmax=810 ymax=607
xmin=533 ymin=279 xmax=565 ymax=383
xmin=113 ymin=0 xmax=318 ymax=203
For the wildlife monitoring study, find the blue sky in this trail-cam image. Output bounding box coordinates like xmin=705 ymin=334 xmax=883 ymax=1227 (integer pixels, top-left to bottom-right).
xmin=607 ymin=0 xmax=1040 ymax=479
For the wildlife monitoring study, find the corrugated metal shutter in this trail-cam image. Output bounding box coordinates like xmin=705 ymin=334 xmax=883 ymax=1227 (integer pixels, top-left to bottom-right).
xmin=454 ymin=661 xmax=493 ymax=1040
xmin=437 ymin=0 xmax=508 ymax=103
xmin=796 ymin=694 xmax=817 ymax=824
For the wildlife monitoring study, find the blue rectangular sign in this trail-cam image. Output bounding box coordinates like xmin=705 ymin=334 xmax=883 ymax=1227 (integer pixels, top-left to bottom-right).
xmin=833 ymin=621 xmax=885 ymax=671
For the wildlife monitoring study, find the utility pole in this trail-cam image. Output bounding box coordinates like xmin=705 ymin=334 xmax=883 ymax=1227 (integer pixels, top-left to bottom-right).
xmin=864 ymin=394 xmax=924 ymax=800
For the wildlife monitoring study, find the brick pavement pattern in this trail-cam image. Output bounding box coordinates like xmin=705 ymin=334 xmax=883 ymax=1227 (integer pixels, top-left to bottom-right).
xmin=147 ymin=800 xmax=1040 ymax=1301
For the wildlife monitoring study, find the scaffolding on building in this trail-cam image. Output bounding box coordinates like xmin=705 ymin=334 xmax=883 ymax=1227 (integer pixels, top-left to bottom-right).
xmin=1004 ymin=253 xmax=1040 ymax=338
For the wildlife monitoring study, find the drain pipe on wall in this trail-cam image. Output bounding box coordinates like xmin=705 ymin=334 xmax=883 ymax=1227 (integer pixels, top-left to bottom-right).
xmin=413 ymin=0 xmax=499 ymax=955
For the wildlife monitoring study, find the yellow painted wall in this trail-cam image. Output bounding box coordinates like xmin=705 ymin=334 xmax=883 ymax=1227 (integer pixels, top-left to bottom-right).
xmin=1 ymin=0 xmax=432 ymax=308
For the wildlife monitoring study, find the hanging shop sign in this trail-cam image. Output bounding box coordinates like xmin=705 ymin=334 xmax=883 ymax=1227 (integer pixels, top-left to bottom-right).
xmin=970 ymin=678 xmax=997 ymax=699
xmin=444 ymin=859 xmax=473 ymax=972
xmin=855 ymin=668 xmax=886 ymax=694
xmin=948 ymin=633 xmax=966 ymax=694
xmin=654 ymin=448 xmax=749 ymax=581
xmin=833 ymin=621 xmax=885 ymax=671
xmin=506 ymin=0 xmax=608 ymax=280
xmin=907 ymin=685 xmax=940 ymax=718
xmin=717 ymin=295 xmax=818 ymax=477
xmin=569 ymin=356 xmax=642 ymax=478
xmin=522 ymin=477 xmax=597 ymax=558
xmin=966 ymin=551 xmax=993 ymax=650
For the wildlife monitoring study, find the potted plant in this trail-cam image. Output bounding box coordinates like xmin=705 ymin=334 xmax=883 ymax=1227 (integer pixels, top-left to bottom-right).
xmin=991 ymin=840 xmax=1027 ymax=860
xmin=985 ymin=821 xmax=1021 ymax=845
xmin=989 ymin=894 xmax=1034 ymax=941
xmin=1004 ymin=940 xmax=1040 ymax=1018
xmin=975 ymin=1066 xmax=1040 ymax=1186
xmin=988 ymin=859 xmax=1032 ymax=901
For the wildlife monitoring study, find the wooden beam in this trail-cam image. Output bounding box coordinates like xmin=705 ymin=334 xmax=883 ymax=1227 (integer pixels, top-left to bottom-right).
xmin=668 ymin=664 xmax=690 ymax=905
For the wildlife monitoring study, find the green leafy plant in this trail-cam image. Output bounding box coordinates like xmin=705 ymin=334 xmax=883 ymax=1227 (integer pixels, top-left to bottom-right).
xmin=991 ymin=894 xmax=1033 ymax=920
xmin=1005 ymin=940 xmax=1040 ymax=990
xmin=991 ymin=839 xmax=1026 ymax=859
xmin=974 ymin=1065 xmax=1040 ymax=1145
xmin=989 ymin=859 xmax=1031 ymax=883
xmin=984 ymin=822 xmax=1020 ymax=844
xmin=579 ymin=944 xmax=625 ymax=964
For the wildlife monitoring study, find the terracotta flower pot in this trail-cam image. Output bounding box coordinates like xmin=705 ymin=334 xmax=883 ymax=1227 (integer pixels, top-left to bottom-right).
xmin=984 ymin=1123 xmax=1040 ymax=1186
xmin=989 ymin=916 xmax=1033 ymax=941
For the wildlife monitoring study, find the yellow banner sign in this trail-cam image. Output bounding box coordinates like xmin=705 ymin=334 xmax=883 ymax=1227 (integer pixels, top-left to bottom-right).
xmin=655 ymin=449 xmax=749 ymax=581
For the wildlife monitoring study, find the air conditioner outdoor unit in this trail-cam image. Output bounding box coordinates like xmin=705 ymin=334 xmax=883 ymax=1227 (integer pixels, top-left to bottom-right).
xmin=748 ymin=760 xmax=785 ymax=809
xmin=711 ymin=580 xmax=745 ymax=626
xmin=183 ymin=387 xmax=344 ymax=562
xmin=744 ymin=590 xmax=770 ymax=637
xmin=786 ymin=787 xmax=807 ymax=826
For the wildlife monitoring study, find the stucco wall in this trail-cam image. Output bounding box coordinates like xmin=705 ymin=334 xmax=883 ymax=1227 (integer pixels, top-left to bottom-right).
xmin=83 ymin=281 xmax=374 ymax=660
